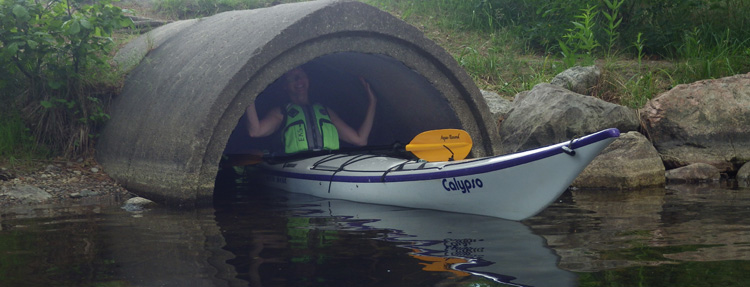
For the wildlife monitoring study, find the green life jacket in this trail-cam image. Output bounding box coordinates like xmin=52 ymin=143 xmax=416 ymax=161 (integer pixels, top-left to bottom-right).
xmin=282 ymin=103 xmax=339 ymax=154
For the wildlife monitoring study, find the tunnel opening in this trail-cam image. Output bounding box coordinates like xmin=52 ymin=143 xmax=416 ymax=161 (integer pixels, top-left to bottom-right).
xmin=215 ymin=52 xmax=464 ymax=197
xmin=99 ymin=1 xmax=499 ymax=206
xmin=222 ymin=52 xmax=462 ymax=158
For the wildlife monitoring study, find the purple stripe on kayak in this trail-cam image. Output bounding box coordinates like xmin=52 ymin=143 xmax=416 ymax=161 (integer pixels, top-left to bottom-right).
xmin=262 ymin=128 xmax=620 ymax=183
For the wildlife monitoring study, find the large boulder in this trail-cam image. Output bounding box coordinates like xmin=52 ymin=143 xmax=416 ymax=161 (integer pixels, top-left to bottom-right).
xmin=0 ymin=184 xmax=52 ymax=204
xmin=572 ymin=131 xmax=665 ymax=189
xmin=640 ymin=72 xmax=750 ymax=172
xmin=550 ymin=65 xmax=601 ymax=96
xmin=665 ymin=163 xmax=721 ymax=183
xmin=497 ymin=83 xmax=640 ymax=154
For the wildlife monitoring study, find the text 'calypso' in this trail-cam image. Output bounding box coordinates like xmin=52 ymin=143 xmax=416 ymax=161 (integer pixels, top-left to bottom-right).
xmin=442 ymin=177 xmax=483 ymax=193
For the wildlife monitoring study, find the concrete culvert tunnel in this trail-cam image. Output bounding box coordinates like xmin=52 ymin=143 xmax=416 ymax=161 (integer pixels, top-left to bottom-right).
xmin=97 ymin=0 xmax=500 ymax=206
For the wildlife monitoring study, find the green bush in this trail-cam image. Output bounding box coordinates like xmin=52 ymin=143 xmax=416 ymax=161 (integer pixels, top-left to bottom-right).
xmin=0 ymin=0 xmax=133 ymax=158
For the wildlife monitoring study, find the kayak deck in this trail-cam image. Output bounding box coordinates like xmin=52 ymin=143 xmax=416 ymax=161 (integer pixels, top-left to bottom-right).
xmin=252 ymin=128 xmax=620 ymax=220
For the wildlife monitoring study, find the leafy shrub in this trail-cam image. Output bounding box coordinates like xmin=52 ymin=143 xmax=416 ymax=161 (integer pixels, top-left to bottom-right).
xmin=0 ymin=0 xmax=133 ymax=157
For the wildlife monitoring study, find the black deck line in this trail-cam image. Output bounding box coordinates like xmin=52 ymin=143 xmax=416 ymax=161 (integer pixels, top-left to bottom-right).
xmin=262 ymin=128 xmax=620 ymax=183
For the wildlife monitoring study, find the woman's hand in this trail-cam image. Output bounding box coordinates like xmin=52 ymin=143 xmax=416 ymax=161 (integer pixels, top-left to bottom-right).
xmin=360 ymin=76 xmax=377 ymax=106
xmin=246 ymin=103 xmax=283 ymax=138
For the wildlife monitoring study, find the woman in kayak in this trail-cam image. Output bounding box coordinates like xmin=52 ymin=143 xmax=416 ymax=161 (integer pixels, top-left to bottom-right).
xmin=245 ymin=67 xmax=377 ymax=154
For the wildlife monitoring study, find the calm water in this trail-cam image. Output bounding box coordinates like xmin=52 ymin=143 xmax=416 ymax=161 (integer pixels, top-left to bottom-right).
xmin=1 ymin=181 xmax=749 ymax=286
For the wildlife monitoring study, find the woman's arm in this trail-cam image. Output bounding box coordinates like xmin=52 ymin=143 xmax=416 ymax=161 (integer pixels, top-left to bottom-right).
xmin=246 ymin=103 xmax=284 ymax=138
xmin=330 ymin=77 xmax=377 ymax=146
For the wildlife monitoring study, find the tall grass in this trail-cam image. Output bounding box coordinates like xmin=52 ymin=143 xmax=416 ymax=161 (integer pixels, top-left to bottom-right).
xmin=153 ymin=0 xmax=308 ymax=19
xmin=671 ymin=28 xmax=750 ymax=84
xmin=0 ymin=112 xmax=48 ymax=165
xmin=558 ymin=5 xmax=600 ymax=68
xmin=360 ymin=0 xmax=750 ymax=108
xmin=364 ymin=0 xmax=497 ymax=31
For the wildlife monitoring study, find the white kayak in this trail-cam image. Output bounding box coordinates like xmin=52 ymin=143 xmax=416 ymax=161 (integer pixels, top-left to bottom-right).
xmin=256 ymin=128 xmax=619 ymax=220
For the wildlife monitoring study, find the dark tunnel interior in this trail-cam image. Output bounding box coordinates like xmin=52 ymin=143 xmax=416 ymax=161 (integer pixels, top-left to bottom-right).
xmin=222 ymin=52 xmax=463 ymax=158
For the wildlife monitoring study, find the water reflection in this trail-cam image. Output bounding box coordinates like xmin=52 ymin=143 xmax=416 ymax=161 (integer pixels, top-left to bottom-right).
xmin=215 ymin=190 xmax=576 ymax=287
xmin=525 ymin=183 xmax=750 ymax=286
xmin=4 ymin=182 xmax=749 ymax=286
xmin=321 ymin=197 xmax=577 ymax=286
xmin=2 ymin=189 xmax=574 ymax=287
xmin=102 ymin=207 xmax=246 ymax=287
xmin=0 ymin=195 xmax=246 ymax=287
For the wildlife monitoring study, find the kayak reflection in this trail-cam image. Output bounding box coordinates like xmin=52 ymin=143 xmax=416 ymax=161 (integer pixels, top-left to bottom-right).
xmin=226 ymin=191 xmax=577 ymax=287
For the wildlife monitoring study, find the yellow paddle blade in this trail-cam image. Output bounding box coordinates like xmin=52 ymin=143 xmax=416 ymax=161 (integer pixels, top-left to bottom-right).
xmin=405 ymin=129 xmax=472 ymax=162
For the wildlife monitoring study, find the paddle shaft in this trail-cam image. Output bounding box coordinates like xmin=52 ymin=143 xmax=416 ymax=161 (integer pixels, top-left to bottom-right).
xmin=225 ymin=129 xmax=472 ymax=166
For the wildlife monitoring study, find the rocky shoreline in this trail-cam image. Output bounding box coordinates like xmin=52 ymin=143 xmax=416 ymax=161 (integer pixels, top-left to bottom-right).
xmin=484 ymin=69 xmax=750 ymax=189
xmin=0 ymin=159 xmax=132 ymax=210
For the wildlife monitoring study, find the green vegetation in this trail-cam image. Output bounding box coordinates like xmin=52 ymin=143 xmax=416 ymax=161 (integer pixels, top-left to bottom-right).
xmin=2 ymin=0 xmax=749 ymax=162
xmin=360 ymin=0 xmax=750 ymax=106
xmin=152 ymin=0 xmax=308 ymax=20
xmin=0 ymin=0 xmax=132 ymax=161
xmin=0 ymin=111 xmax=48 ymax=166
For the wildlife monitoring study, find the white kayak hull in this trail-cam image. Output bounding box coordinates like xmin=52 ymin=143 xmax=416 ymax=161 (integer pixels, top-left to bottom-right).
xmin=256 ymin=128 xmax=619 ymax=220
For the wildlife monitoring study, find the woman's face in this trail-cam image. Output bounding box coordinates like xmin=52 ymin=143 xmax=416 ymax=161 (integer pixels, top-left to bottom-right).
xmin=284 ymin=68 xmax=310 ymax=105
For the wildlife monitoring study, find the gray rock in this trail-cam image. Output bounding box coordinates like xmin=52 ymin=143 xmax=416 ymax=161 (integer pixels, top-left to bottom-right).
xmin=480 ymin=89 xmax=512 ymax=118
xmin=641 ymin=72 xmax=750 ymax=172
xmin=122 ymin=197 xmax=157 ymax=212
xmin=497 ymin=83 xmax=639 ymax=154
xmin=45 ymin=164 xmax=61 ymax=172
xmin=514 ymin=90 xmax=530 ymax=102
xmin=665 ymin=163 xmax=721 ymax=183
xmin=1 ymin=184 xmax=52 ymax=203
xmin=572 ymin=132 xmax=665 ymax=189
xmin=739 ymin=162 xmax=750 ymax=179
xmin=550 ymin=65 xmax=601 ymax=96
xmin=481 ymin=89 xmax=513 ymax=132
xmin=0 ymin=168 xmax=13 ymax=181
xmin=69 ymin=189 xmax=101 ymax=198
xmin=740 ymin=162 xmax=750 ymax=188
xmin=81 ymin=189 xmax=99 ymax=197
